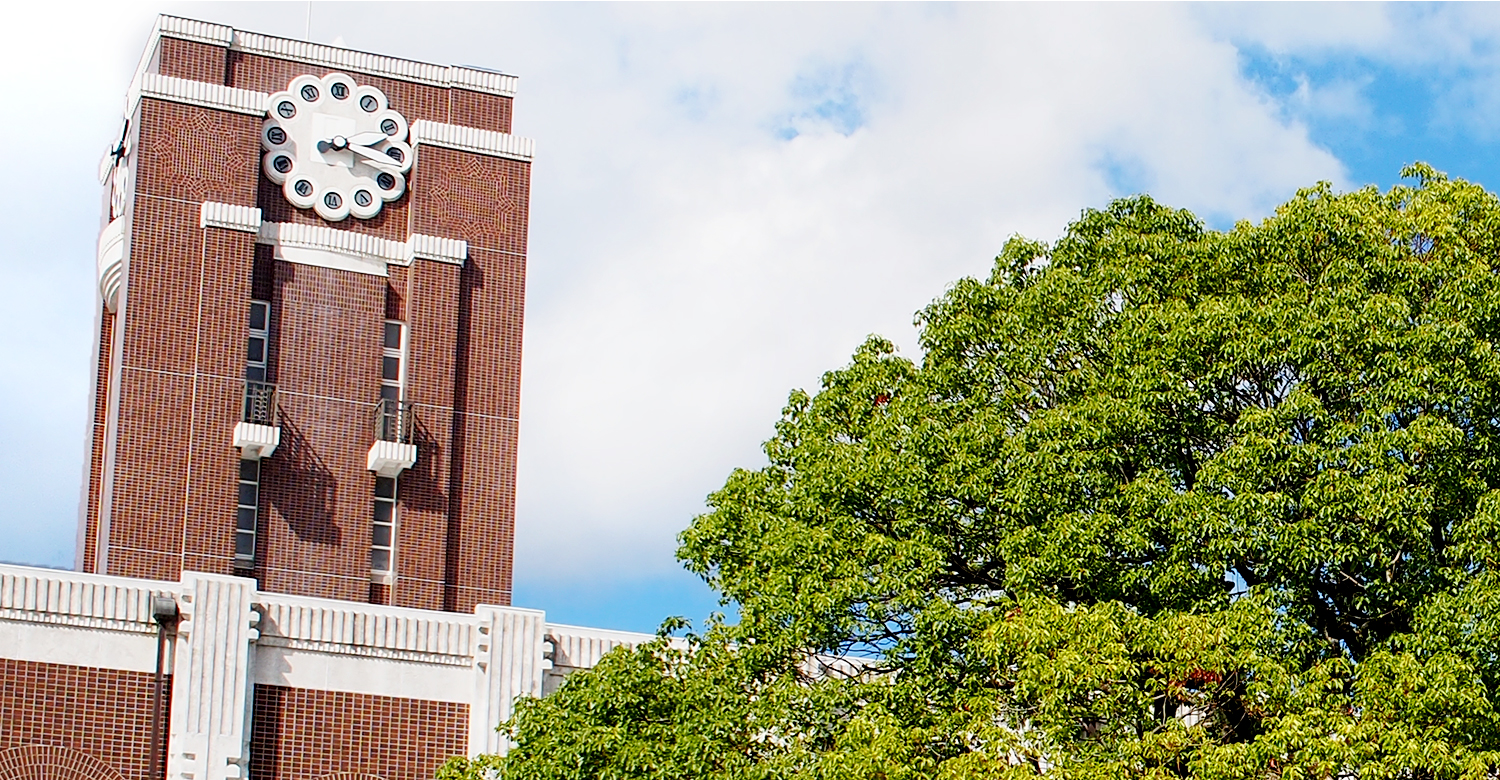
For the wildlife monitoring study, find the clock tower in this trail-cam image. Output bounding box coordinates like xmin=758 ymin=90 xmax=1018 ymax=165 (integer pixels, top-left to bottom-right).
xmin=79 ymin=16 xmax=531 ymax=613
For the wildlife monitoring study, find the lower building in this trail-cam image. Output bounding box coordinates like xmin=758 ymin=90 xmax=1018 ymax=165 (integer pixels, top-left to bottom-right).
xmin=0 ymin=563 xmax=645 ymax=780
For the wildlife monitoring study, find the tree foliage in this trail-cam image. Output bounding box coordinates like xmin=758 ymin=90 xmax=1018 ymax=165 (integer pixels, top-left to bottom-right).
xmin=443 ymin=166 xmax=1500 ymax=778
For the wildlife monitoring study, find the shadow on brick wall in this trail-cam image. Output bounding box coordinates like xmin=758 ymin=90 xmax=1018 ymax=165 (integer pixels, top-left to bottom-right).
xmin=266 ymin=416 xmax=340 ymax=545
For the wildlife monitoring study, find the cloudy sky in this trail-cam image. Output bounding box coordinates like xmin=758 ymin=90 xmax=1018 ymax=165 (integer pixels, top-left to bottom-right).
xmin=4 ymin=3 xmax=1500 ymax=632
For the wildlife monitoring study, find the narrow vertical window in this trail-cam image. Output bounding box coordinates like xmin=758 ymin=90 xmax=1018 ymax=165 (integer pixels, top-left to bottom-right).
xmin=247 ymin=301 xmax=270 ymax=382
xmin=236 ymin=459 xmax=259 ymax=565
xmin=372 ymin=476 xmax=396 ymax=575
xmin=381 ymin=320 xmax=406 ymax=401
xmin=237 ymin=300 xmax=273 ymax=567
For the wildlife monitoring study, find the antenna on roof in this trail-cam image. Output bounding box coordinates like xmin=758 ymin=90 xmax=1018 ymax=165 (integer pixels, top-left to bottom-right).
xmin=305 ymin=2 xmax=312 ymax=41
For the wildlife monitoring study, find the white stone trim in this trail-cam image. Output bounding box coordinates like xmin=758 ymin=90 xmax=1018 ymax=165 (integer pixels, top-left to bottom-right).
xmin=0 ymin=564 xmax=171 ymax=633
xmin=0 ymin=619 xmax=162 ymax=673
xmin=368 ymin=439 xmax=418 ymax=477
xmin=232 ymin=421 xmax=279 ymax=459
xmin=257 ymin=221 xmax=468 ymax=275
xmin=546 ymin=623 xmax=654 ymax=670
xmin=200 ymin=202 xmax=263 ymax=233
xmin=138 ymin=73 xmax=268 ymax=116
xmin=168 ymin=574 xmax=256 ymax=780
xmin=470 ymin=606 xmax=548 ymax=755
xmin=256 ymin=592 xmax=477 ymax=666
xmin=408 ymin=233 xmax=469 ymax=265
xmin=157 ymin=15 xmax=519 ymax=97
xmin=411 ymin=120 xmax=535 ymax=162
xmin=253 ymin=644 xmax=474 ymax=702
xmin=157 ymin=15 xmax=234 ymax=46
xmin=260 ymin=221 xmax=406 ymax=267
xmin=97 ymin=218 xmax=126 ymax=313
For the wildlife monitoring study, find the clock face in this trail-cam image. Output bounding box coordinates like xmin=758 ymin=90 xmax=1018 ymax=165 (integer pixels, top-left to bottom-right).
xmin=260 ymin=73 xmax=413 ymax=221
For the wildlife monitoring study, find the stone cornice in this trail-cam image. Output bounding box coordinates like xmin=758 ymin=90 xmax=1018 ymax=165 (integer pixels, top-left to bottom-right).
xmin=0 ymin=565 xmax=173 ymax=635
xmin=137 ymin=73 xmax=268 ymax=116
xmin=410 ymin=120 xmax=535 ymax=162
xmin=155 ymin=15 xmax=519 ymax=97
xmin=255 ymin=220 xmax=468 ymax=268
xmin=255 ymin=592 xmax=480 ymax=666
xmin=200 ymin=202 xmax=263 ymax=233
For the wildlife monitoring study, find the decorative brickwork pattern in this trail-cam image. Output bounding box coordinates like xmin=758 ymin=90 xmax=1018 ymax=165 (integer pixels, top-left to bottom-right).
xmin=0 ymin=746 xmax=126 ymax=780
xmin=249 ymin=686 xmax=466 ymax=780
xmin=0 ymin=660 xmax=167 ymax=780
xmin=134 ymin=100 xmax=259 ymax=205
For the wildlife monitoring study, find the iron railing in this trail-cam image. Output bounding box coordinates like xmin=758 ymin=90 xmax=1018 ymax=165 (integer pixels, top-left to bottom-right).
xmin=373 ymin=398 xmax=414 ymax=444
xmin=243 ymin=381 xmax=278 ymax=426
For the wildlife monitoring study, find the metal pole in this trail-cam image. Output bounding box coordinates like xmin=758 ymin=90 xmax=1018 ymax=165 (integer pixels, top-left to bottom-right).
xmin=148 ymin=624 xmax=168 ymax=780
xmin=148 ymin=596 xmax=179 ymax=780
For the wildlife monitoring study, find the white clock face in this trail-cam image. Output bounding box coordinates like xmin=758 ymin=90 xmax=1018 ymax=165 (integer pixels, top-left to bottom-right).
xmin=260 ymin=73 xmax=413 ymax=221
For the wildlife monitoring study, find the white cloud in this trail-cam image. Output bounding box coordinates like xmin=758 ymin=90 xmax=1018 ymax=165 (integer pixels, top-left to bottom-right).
xmin=0 ymin=4 xmax=1347 ymax=589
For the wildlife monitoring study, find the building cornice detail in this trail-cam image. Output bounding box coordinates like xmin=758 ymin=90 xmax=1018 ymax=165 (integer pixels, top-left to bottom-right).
xmin=255 ymin=593 xmax=480 ymax=666
xmin=410 ymin=120 xmax=535 ymax=162
xmin=155 ymin=15 xmax=519 ymax=97
xmin=0 ymin=565 xmax=171 ymax=634
xmin=256 ymin=221 xmax=468 ymax=268
xmin=200 ymin=202 xmax=263 ymax=233
xmin=138 ymin=73 xmax=268 ymax=116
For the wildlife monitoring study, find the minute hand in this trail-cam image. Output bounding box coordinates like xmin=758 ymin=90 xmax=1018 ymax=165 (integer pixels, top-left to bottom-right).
xmin=347 ymin=144 xmax=400 ymax=169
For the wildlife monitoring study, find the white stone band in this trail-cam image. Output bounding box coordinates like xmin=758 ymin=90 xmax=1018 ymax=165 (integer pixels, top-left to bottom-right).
xmin=139 ymin=73 xmax=268 ymax=116
xmin=200 ymin=202 xmax=263 ymax=233
xmin=155 ymin=15 xmax=518 ymax=97
xmin=411 ymin=120 xmax=536 ymax=162
xmin=255 ymin=220 xmax=469 ymax=276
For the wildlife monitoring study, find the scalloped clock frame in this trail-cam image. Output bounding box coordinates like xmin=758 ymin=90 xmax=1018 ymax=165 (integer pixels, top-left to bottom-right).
xmin=260 ymin=73 xmax=414 ymax=222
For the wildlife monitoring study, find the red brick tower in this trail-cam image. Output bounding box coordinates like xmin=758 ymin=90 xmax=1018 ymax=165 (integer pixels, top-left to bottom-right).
xmin=78 ymin=16 xmax=531 ymax=612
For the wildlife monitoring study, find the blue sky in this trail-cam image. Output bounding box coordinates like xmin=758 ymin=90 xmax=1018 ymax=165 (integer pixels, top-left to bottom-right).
xmin=4 ymin=3 xmax=1500 ymax=633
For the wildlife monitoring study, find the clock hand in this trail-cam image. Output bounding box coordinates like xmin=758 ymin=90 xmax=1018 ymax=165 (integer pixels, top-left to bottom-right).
xmin=346 ymin=143 xmax=401 ymax=168
xmin=347 ymin=131 xmax=388 ymax=147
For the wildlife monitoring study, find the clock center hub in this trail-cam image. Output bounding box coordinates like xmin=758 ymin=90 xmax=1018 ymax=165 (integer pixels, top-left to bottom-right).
xmin=331 ymin=135 xmax=349 ymax=150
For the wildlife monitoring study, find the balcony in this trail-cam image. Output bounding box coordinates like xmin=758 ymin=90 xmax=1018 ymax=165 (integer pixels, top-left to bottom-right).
xmin=233 ymin=381 xmax=280 ymax=460
xmin=367 ymin=399 xmax=417 ymax=477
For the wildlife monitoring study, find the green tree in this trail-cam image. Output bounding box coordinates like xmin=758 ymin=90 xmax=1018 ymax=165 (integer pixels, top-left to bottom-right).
xmin=443 ymin=166 xmax=1500 ymax=778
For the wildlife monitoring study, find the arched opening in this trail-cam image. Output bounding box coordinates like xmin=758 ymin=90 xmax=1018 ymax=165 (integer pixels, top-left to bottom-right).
xmin=0 ymin=746 xmax=127 ymax=780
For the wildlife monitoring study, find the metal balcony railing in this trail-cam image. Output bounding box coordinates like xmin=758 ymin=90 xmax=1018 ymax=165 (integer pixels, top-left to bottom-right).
xmin=243 ymin=381 xmax=278 ymax=427
xmin=374 ymin=398 xmax=414 ymax=444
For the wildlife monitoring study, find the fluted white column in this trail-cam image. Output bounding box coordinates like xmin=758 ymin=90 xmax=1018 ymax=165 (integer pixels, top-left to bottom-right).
xmin=468 ymin=605 xmax=547 ymax=756
xmin=167 ymin=573 xmax=259 ymax=780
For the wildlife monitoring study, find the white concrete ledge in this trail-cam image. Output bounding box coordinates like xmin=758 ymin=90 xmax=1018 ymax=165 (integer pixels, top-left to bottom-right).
xmin=232 ymin=421 xmax=280 ymax=459
xmin=200 ymin=202 xmax=263 ymax=233
xmin=410 ymin=120 xmax=535 ymax=162
xmin=257 ymin=222 xmax=467 ymax=276
xmin=367 ymin=439 xmax=417 ymax=477
xmin=138 ymin=73 xmax=268 ymax=116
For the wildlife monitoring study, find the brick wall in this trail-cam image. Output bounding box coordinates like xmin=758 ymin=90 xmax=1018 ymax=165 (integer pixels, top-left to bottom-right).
xmin=79 ymin=307 xmax=114 ymax=574
xmin=249 ymin=686 xmax=466 ymax=780
xmin=0 ymin=659 xmax=168 ymax=780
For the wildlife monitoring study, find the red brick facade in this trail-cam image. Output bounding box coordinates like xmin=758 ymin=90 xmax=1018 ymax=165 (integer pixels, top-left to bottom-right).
xmin=79 ymin=24 xmax=528 ymax=611
xmin=0 ymin=659 xmax=168 ymax=780
xmin=249 ymin=686 xmax=467 ymax=780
